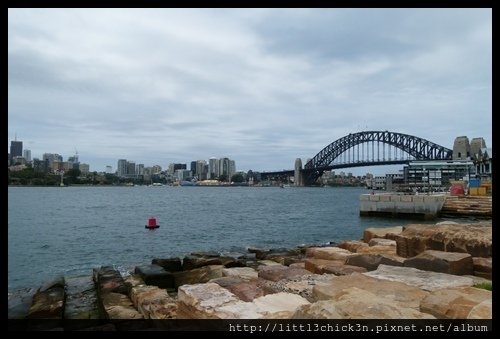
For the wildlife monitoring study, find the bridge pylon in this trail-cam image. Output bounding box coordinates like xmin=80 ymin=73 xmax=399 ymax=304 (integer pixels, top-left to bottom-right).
xmin=294 ymin=158 xmax=304 ymax=186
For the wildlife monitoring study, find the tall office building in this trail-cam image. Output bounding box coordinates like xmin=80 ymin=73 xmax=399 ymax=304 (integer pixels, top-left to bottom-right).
xmin=208 ymin=157 xmax=217 ymax=179
xmin=228 ymin=160 xmax=236 ymax=180
xmin=10 ymin=140 xmax=22 ymax=165
xmin=117 ymin=159 xmax=127 ymax=177
xmin=23 ymin=149 xmax=31 ymax=162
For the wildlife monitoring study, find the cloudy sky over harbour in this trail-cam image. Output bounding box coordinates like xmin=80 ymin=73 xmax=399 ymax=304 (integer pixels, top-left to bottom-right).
xmin=8 ymin=8 xmax=491 ymax=174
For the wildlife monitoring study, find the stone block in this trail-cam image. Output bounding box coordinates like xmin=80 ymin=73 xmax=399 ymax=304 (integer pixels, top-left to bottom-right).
xmin=403 ymin=250 xmax=473 ymax=275
xmin=420 ymin=287 xmax=491 ymax=319
xmin=134 ymin=264 xmax=175 ymax=289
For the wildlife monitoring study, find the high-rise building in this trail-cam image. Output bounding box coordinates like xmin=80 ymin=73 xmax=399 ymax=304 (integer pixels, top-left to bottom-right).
xmin=218 ymin=157 xmax=229 ymax=179
xmin=196 ymin=160 xmax=207 ymax=180
xmin=117 ymin=159 xmax=127 ymax=177
xmin=10 ymin=140 xmax=22 ymax=165
xmin=136 ymin=164 xmax=145 ymax=176
xmin=190 ymin=161 xmax=197 ymax=175
xmin=228 ymin=160 xmax=236 ymax=180
xmin=208 ymin=157 xmax=217 ymax=179
xmin=23 ymin=149 xmax=31 ymax=162
xmin=127 ymin=161 xmax=136 ymax=177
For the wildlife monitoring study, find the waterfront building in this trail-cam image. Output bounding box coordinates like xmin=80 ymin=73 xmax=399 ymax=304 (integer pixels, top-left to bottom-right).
xmin=403 ymin=160 xmax=474 ymax=191
xmin=196 ymin=160 xmax=207 ymax=180
xmin=229 ymin=160 xmax=236 ymax=180
xmin=136 ymin=164 xmax=144 ymax=176
xmin=127 ymin=161 xmax=136 ymax=178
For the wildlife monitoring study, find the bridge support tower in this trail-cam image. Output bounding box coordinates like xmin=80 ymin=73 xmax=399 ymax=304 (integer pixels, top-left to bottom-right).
xmin=294 ymin=158 xmax=304 ymax=186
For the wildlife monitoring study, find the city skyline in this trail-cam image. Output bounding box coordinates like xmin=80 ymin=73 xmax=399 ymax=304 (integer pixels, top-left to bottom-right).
xmin=8 ymin=9 xmax=491 ymax=174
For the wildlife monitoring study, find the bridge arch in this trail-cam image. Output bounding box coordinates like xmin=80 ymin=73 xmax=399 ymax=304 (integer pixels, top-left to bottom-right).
xmin=303 ymin=131 xmax=452 ymax=185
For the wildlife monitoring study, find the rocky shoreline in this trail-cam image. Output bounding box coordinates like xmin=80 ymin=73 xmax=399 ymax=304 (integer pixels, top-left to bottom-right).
xmin=8 ymin=220 xmax=492 ymax=329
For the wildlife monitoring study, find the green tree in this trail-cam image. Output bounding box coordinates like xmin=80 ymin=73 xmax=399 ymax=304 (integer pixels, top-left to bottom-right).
xmin=231 ymin=173 xmax=244 ymax=183
xmin=218 ymin=174 xmax=228 ymax=182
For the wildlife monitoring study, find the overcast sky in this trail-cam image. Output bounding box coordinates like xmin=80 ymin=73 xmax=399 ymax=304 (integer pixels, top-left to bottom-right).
xmin=8 ymin=8 xmax=491 ymax=174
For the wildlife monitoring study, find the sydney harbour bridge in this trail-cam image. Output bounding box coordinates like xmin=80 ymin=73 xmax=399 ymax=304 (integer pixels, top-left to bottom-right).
xmin=260 ymin=130 xmax=453 ymax=186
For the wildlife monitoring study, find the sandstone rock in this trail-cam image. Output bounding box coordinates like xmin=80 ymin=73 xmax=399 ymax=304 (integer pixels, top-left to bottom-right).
xmin=226 ymin=281 xmax=265 ymax=302
xmin=176 ymin=283 xmax=240 ymax=319
xmin=258 ymin=265 xmax=310 ymax=282
xmin=363 ymin=226 xmax=403 ymax=243
xmin=183 ymin=255 xmax=225 ymax=270
xmin=123 ymin=274 xmax=145 ymax=292
xmin=420 ymin=287 xmax=492 ymax=319
xmin=27 ymin=277 xmax=66 ymax=319
xmin=217 ymin=292 xmax=310 ymax=319
xmin=93 ymin=266 xmax=128 ymax=295
xmin=368 ymin=238 xmax=397 ymax=247
xmin=306 ymin=247 xmax=352 ymax=261
xmin=101 ymin=292 xmax=143 ymax=319
xmin=403 ymin=250 xmax=473 ymax=275
xmin=313 ymin=273 xmax=428 ymax=309
xmin=209 ymin=276 xmax=245 ymax=289
xmin=283 ymin=257 xmax=304 ymax=266
xmin=323 ymin=265 xmax=367 ymax=275
xmin=356 ymin=244 xmax=397 ymax=255
xmin=173 ymin=265 xmax=224 ymax=288
xmin=394 ymin=223 xmax=492 ymax=258
xmin=152 ymin=258 xmax=182 ymax=272
xmin=337 ymin=240 xmax=369 ymax=253
xmin=344 ymin=254 xmax=382 ymax=271
xmin=295 ymin=287 xmax=434 ymax=319
xmin=130 ymin=285 xmax=176 ymax=319
xmin=222 ymin=267 xmax=258 ymax=281
xmin=134 ymin=264 xmax=175 ymax=289
xmin=304 ymin=258 xmax=344 ymax=274
xmin=472 ymin=257 xmax=492 ymax=275
xmin=256 ymin=260 xmax=283 ymax=266
xmin=364 ymin=264 xmax=474 ymax=291
xmin=467 ymin=300 xmax=492 ymax=319
xmin=247 ymin=247 xmax=271 ymax=260
xmin=289 ymin=262 xmax=306 ymax=269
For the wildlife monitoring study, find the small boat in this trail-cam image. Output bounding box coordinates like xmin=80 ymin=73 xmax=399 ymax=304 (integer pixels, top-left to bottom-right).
xmin=145 ymin=217 xmax=160 ymax=229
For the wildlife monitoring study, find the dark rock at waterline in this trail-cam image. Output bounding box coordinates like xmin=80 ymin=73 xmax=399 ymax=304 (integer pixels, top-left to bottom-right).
xmin=182 ymin=255 xmax=243 ymax=270
xmin=27 ymin=278 xmax=66 ymax=319
xmin=8 ymin=288 xmax=36 ymax=319
xmin=93 ymin=266 xmax=128 ymax=295
xmin=64 ymin=276 xmax=100 ymax=320
xmin=152 ymin=258 xmax=182 ymax=272
xmin=39 ymin=275 xmax=65 ymax=292
xmin=134 ymin=264 xmax=175 ymax=289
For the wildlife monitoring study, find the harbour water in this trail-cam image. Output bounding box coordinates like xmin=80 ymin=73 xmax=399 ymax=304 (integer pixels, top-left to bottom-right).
xmin=8 ymin=186 xmax=440 ymax=291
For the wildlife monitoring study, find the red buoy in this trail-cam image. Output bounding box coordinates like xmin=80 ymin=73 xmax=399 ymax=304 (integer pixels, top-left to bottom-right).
xmin=145 ymin=217 xmax=160 ymax=229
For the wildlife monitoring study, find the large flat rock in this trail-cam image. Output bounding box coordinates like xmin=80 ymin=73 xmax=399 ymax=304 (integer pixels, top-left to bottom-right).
xmin=364 ymin=264 xmax=474 ymax=291
xmin=420 ymin=287 xmax=492 ymax=319
xmin=177 ymin=283 xmax=240 ymax=319
xmin=295 ymin=287 xmax=434 ymax=319
xmin=258 ymin=265 xmax=310 ymax=282
xmin=218 ymin=292 xmax=310 ymax=319
xmin=222 ymin=267 xmax=258 ymax=281
xmin=93 ymin=266 xmax=128 ymax=295
xmin=313 ymin=273 xmax=428 ymax=310
xmin=173 ymin=265 xmax=224 ymax=288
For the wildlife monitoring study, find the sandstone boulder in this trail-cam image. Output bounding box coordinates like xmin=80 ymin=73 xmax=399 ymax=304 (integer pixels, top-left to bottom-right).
xmin=403 ymin=250 xmax=473 ymax=275
xmin=222 ymin=267 xmax=258 ymax=281
xmin=173 ymin=265 xmax=224 ymax=288
xmin=337 ymin=240 xmax=369 ymax=253
xmin=364 ymin=264 xmax=474 ymax=291
xmin=134 ymin=264 xmax=175 ymax=289
xmin=420 ymin=287 xmax=492 ymax=319
xmin=363 ymin=226 xmax=403 ymax=243
xmin=258 ymin=265 xmax=310 ymax=282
